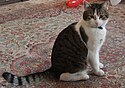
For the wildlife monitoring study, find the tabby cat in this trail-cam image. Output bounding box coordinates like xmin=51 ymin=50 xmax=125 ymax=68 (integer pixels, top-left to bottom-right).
xmin=2 ymin=1 xmax=109 ymax=85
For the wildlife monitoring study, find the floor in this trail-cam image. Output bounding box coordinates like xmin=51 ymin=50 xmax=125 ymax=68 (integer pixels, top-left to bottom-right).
xmin=0 ymin=0 xmax=125 ymax=88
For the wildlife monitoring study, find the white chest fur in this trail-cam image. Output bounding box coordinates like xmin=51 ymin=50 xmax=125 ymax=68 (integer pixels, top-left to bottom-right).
xmin=84 ymin=26 xmax=106 ymax=51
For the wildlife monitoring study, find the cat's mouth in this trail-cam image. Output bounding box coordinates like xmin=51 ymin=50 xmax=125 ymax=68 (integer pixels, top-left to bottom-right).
xmin=94 ymin=23 xmax=103 ymax=29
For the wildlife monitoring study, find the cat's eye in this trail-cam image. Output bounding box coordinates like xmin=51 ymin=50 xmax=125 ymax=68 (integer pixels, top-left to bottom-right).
xmin=100 ymin=15 xmax=107 ymax=20
xmin=87 ymin=16 xmax=92 ymax=20
xmin=87 ymin=15 xmax=94 ymax=20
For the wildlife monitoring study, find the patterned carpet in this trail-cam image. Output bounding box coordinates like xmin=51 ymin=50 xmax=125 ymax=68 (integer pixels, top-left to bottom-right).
xmin=0 ymin=0 xmax=125 ymax=88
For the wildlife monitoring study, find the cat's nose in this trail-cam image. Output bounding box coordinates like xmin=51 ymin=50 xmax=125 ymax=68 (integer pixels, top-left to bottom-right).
xmin=95 ymin=22 xmax=98 ymax=26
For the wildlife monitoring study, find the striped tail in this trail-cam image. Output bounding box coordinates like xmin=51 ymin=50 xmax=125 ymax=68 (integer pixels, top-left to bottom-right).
xmin=2 ymin=70 xmax=51 ymax=86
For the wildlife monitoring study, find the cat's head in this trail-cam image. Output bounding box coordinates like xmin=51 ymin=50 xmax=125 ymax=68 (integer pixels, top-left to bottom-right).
xmin=83 ymin=1 xmax=109 ymax=28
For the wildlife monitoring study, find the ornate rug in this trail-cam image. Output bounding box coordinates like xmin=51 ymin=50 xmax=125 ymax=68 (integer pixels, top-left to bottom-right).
xmin=0 ymin=0 xmax=125 ymax=88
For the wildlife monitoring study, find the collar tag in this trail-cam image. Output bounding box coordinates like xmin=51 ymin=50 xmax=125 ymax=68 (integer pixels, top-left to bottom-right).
xmin=98 ymin=26 xmax=103 ymax=30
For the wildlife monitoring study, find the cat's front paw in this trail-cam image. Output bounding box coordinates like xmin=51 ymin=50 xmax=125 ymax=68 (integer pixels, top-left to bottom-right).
xmin=99 ymin=63 xmax=104 ymax=68
xmin=94 ymin=70 xmax=105 ymax=76
xmin=82 ymin=74 xmax=90 ymax=80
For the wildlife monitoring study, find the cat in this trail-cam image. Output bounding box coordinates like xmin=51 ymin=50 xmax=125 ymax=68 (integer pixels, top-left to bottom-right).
xmin=2 ymin=1 xmax=109 ymax=85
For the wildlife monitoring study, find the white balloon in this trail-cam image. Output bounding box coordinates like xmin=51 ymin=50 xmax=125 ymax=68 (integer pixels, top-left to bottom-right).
xmin=110 ymin=0 xmax=121 ymax=5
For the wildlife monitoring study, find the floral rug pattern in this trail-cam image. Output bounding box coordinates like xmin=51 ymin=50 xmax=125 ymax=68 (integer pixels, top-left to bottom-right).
xmin=0 ymin=1 xmax=125 ymax=88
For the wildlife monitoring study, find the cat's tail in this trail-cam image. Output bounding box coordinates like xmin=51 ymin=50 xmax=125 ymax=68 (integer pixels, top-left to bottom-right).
xmin=2 ymin=68 xmax=54 ymax=86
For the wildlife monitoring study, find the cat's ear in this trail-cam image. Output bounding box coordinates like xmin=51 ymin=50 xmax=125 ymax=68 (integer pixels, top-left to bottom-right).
xmin=84 ymin=1 xmax=91 ymax=10
xmin=102 ymin=1 xmax=109 ymax=10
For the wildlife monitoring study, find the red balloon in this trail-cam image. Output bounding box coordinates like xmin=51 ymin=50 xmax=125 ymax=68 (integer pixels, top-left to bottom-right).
xmin=66 ymin=0 xmax=84 ymax=8
xmin=66 ymin=0 xmax=90 ymax=8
